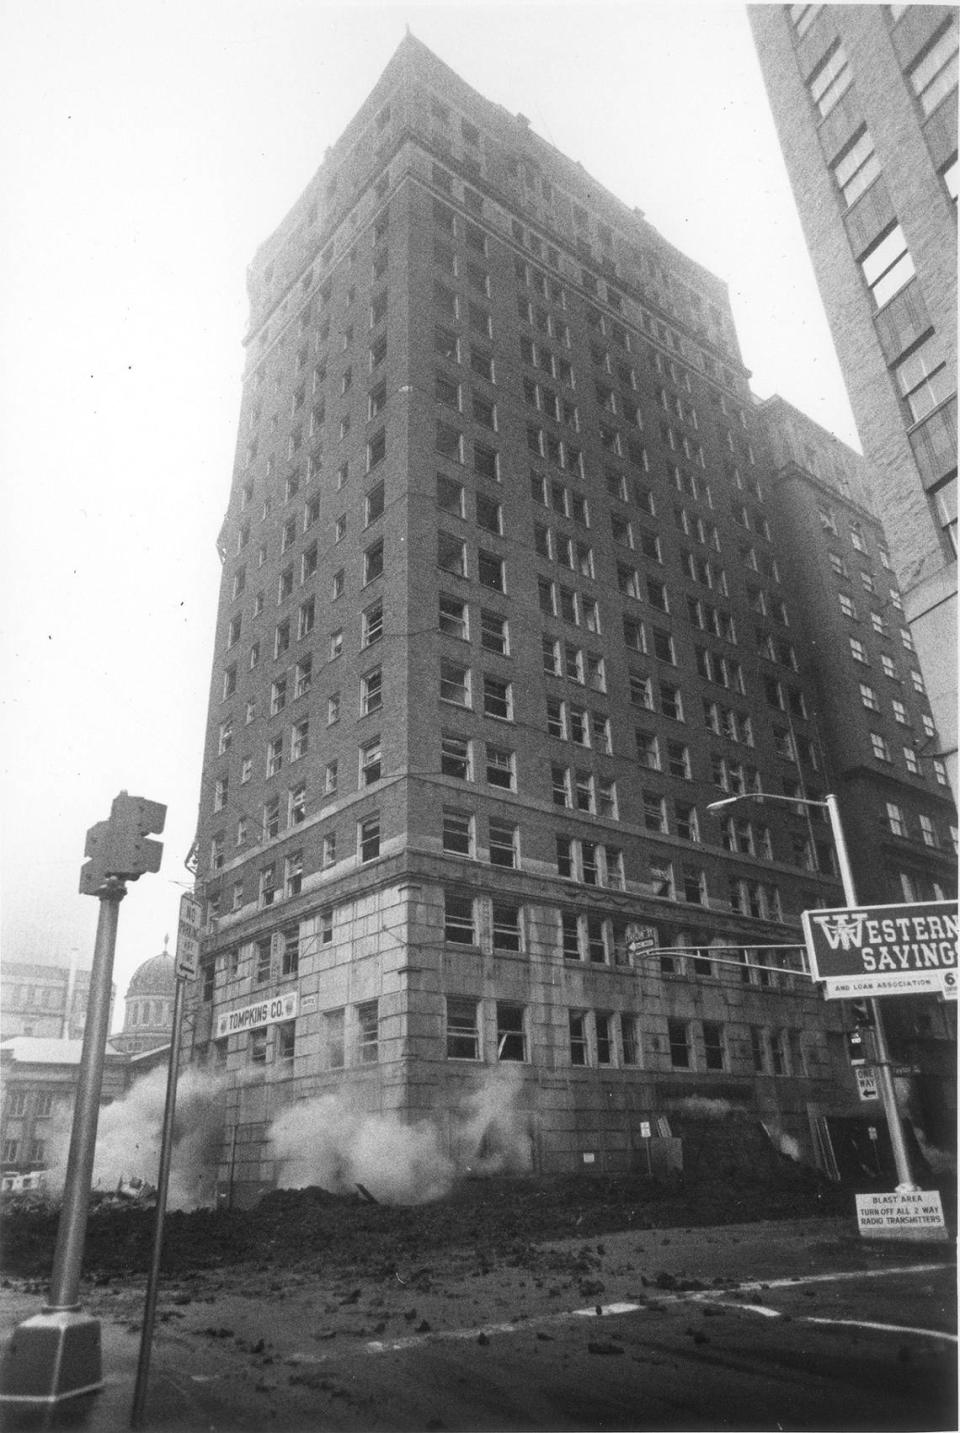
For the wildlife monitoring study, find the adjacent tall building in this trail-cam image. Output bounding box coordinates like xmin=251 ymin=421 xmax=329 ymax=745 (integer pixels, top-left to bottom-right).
xmin=184 ymin=35 xmax=952 ymax=1204
xmin=748 ymin=5 xmax=958 ymax=791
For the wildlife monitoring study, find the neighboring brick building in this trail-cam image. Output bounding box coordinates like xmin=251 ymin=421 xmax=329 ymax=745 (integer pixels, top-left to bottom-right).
xmin=184 ymin=35 xmax=910 ymax=1204
xmin=759 ymin=393 xmax=957 ymax=1150
xmin=748 ymin=5 xmax=957 ymax=792
xmin=0 ymin=951 xmax=106 ymax=1042
xmin=1 ymin=945 xmax=176 ymax=1185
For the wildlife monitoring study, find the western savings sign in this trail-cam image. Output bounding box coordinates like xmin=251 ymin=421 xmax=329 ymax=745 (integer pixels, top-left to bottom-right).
xmin=801 ymin=900 xmax=958 ymax=999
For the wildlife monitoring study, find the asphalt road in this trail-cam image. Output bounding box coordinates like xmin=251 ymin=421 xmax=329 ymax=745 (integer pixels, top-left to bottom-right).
xmin=1 ymin=1218 xmax=955 ymax=1432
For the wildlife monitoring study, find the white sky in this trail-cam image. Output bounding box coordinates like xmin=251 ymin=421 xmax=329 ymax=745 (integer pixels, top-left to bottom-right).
xmin=0 ymin=0 xmax=860 ymax=1026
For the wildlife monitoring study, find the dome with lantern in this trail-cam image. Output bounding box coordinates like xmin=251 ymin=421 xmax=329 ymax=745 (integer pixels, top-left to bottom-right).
xmin=112 ymin=939 xmax=176 ymax=1053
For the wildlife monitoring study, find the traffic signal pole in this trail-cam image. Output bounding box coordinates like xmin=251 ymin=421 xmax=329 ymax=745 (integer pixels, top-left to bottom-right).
xmin=825 ymin=795 xmax=918 ymax=1193
xmin=47 ymin=880 xmax=125 ymax=1314
xmin=0 ymin=793 xmax=165 ymax=1407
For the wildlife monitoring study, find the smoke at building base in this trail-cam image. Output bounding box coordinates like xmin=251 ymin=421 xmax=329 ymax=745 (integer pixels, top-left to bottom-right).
xmin=269 ymin=1065 xmax=535 ymax=1206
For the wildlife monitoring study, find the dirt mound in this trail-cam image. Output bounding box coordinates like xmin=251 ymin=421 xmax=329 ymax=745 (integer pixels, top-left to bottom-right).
xmin=2 ymin=1167 xmax=851 ymax=1282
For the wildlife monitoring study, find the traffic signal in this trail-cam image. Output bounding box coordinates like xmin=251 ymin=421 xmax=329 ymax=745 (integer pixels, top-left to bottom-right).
xmin=850 ymin=1000 xmax=874 ymax=1027
xmin=846 ymin=1027 xmax=867 ymax=1066
xmin=78 ymin=792 xmax=166 ymax=894
xmin=109 ymin=792 xmax=166 ymax=878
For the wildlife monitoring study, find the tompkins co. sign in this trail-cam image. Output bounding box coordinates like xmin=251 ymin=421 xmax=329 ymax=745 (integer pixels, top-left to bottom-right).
xmin=214 ymin=991 xmax=298 ymax=1039
xmin=802 ymin=900 xmax=958 ymax=1000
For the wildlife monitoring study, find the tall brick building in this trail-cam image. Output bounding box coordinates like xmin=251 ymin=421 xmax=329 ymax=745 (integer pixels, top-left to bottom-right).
xmin=758 ymin=394 xmax=957 ymax=1148
xmin=748 ymin=5 xmax=957 ymax=792
xmin=184 ymin=35 xmax=931 ymax=1203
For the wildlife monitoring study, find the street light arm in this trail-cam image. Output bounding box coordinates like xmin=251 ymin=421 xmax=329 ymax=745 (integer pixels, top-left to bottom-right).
xmin=705 ymin=791 xmax=830 ymax=813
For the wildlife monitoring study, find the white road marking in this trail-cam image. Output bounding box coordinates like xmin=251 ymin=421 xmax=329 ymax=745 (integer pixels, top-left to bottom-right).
xmin=806 ymin=1317 xmax=957 ymax=1343
xmin=362 ymin=1261 xmax=954 ymax=1355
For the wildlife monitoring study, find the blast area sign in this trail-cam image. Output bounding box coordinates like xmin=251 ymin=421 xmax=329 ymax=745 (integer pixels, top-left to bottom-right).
xmin=801 ymin=900 xmax=958 ymax=999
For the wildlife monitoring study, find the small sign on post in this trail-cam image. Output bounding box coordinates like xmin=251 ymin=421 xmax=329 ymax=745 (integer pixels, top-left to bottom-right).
xmin=625 ymin=923 xmax=658 ymax=960
xmin=855 ymin=1189 xmax=947 ymax=1242
xmin=175 ymin=895 xmax=202 ymax=980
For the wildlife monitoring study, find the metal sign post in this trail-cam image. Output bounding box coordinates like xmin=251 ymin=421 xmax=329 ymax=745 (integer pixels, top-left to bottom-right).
xmin=130 ymin=894 xmax=198 ymax=1428
xmin=0 ymin=794 xmax=165 ymax=1408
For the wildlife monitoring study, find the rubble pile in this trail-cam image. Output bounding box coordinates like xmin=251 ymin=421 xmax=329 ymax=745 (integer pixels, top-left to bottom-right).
xmin=2 ymin=1165 xmax=849 ymax=1282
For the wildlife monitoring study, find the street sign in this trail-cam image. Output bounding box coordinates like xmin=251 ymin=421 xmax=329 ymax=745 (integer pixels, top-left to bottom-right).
xmin=855 ymin=1189 xmax=946 ymax=1241
xmin=801 ymin=900 xmax=957 ymax=998
xmin=626 ymin=922 xmax=658 ymax=958
xmin=175 ymin=894 xmax=203 ymax=980
xmin=854 ymin=1067 xmax=879 ymax=1102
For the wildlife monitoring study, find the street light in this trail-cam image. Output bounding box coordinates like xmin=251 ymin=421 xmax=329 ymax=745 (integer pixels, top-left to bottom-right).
xmin=705 ymin=790 xmax=917 ymax=1191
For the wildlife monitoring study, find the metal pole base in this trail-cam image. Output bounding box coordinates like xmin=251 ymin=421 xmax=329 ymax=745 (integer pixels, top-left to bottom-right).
xmin=0 ymin=1312 xmax=103 ymax=1405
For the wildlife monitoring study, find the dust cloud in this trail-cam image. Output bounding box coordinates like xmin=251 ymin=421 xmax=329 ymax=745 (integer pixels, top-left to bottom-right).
xmin=45 ymin=1066 xmax=227 ymax=1210
xmin=270 ymin=1065 xmax=534 ymax=1205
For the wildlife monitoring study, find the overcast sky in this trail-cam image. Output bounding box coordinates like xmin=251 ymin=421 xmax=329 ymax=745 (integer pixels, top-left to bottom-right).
xmin=0 ymin=0 xmax=860 ymax=1027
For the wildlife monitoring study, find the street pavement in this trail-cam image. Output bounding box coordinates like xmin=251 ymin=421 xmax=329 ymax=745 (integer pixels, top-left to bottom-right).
xmin=1 ymin=1217 xmax=955 ymax=1431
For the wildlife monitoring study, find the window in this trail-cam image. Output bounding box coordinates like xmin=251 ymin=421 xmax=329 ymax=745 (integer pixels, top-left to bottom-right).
xmin=440 ymin=659 xmax=470 ymax=706
xmin=445 ymin=891 xmax=475 ymax=944
xmin=485 ymin=744 xmax=515 ymax=789
xmin=809 ymin=42 xmax=852 ymax=117
xmin=250 ymin=1028 xmax=268 ymax=1064
xmin=360 ymin=737 xmax=382 ymax=786
xmin=849 ymin=637 xmax=869 ymax=665
xmin=359 ymin=813 xmax=380 ymax=862
xmin=473 ymin=442 xmax=499 ymax=481
xmin=364 ymin=540 xmax=384 ymax=585
xmin=362 ymin=601 xmax=383 ymax=649
xmin=354 ymin=665 xmax=382 ymax=717
xmin=885 ymin=801 xmax=907 ymax=837
xmin=497 ymin=1003 xmax=526 ymax=1061
xmin=478 ymin=550 xmax=505 ymax=591
xmin=365 ymin=481 xmax=385 ymax=526
xmin=438 ymin=530 xmax=467 ymax=577
xmin=259 ymin=863 xmax=276 ymax=908
xmin=859 ymin=682 xmax=879 ymax=711
xmin=636 ymin=729 xmax=660 ymax=770
xmin=488 ymin=818 xmax=517 ymax=868
xmin=446 ymin=997 xmax=480 ymax=1059
xmin=291 ymin=718 xmax=309 ymax=761
xmin=483 ymin=674 xmax=512 ymax=720
xmin=667 ymin=1019 xmax=690 ymax=1068
xmin=667 ymin=740 xmax=691 ymax=779
xmin=909 ymin=23 xmax=959 ymax=116
xmin=860 ymin=225 xmax=915 ymax=309
xmin=871 ymin=732 xmax=892 ymax=762
xmin=833 ymin=128 xmax=880 ymax=207
xmin=492 ymin=901 xmax=522 ymax=951
xmin=443 ymin=808 xmax=474 ymax=856
xmin=919 ymin=814 xmax=939 ymax=848
xmin=441 ymin=732 xmax=471 ymax=780
xmin=476 ymin=493 xmax=501 ymax=535
xmin=569 ymin=1012 xmax=588 ymax=1066
xmin=479 ymin=608 xmax=508 ymax=656
xmin=893 ymin=334 xmax=951 ymax=423
xmin=702 ymin=1022 xmax=725 ymax=1072
xmin=357 ymin=1001 xmax=379 ymax=1064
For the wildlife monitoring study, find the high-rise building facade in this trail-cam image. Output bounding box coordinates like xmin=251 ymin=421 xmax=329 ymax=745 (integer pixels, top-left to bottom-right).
xmin=186 ymin=36 xmax=889 ymax=1203
xmin=748 ymin=5 xmax=958 ymax=792
xmin=758 ymin=394 xmax=957 ymax=1150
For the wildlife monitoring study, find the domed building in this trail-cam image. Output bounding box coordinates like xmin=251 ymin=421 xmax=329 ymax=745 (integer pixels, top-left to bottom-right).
xmin=112 ymin=941 xmax=176 ymax=1054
